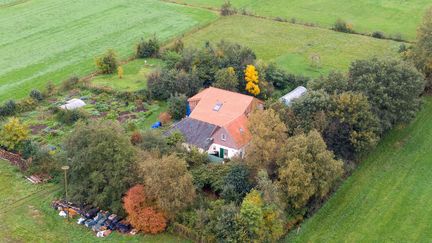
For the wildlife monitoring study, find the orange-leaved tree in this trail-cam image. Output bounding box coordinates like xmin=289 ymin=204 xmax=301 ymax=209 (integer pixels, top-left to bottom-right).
xmin=123 ymin=184 xmax=167 ymax=234
xmin=244 ymin=65 xmax=260 ymax=96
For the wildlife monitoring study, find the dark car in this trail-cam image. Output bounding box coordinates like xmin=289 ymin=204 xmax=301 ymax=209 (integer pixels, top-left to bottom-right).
xmin=84 ymin=207 xmax=99 ymax=219
xmin=116 ymin=220 xmax=131 ymax=234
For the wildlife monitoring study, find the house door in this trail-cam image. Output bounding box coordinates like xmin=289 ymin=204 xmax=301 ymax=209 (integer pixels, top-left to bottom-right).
xmin=219 ymin=148 xmax=224 ymax=158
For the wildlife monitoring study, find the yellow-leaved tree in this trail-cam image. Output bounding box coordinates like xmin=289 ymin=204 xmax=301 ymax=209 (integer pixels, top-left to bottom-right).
xmin=118 ymin=66 xmax=124 ymax=79
xmin=244 ymin=65 xmax=260 ymax=96
xmin=0 ymin=117 xmax=29 ymax=151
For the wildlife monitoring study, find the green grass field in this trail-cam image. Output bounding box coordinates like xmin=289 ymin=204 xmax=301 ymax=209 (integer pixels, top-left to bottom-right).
xmin=287 ymin=97 xmax=432 ymax=242
xmin=0 ymin=0 xmax=217 ymax=103
xmin=172 ymin=0 xmax=430 ymax=41
xmin=0 ymin=160 xmax=189 ymax=242
xmin=91 ymin=59 xmax=162 ymax=92
xmin=182 ymin=15 xmax=400 ymax=77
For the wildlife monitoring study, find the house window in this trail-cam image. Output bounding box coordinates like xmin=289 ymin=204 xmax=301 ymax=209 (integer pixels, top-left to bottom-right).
xmin=213 ymin=102 xmax=223 ymax=111
xmin=221 ymin=133 xmax=226 ymax=141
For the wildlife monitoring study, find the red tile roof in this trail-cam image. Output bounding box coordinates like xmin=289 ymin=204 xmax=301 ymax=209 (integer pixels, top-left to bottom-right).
xmin=188 ymin=87 xmax=258 ymax=127
xmin=188 ymin=87 xmax=262 ymax=149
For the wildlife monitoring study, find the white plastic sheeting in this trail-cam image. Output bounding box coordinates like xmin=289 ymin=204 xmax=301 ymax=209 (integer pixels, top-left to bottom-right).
xmin=59 ymin=98 xmax=86 ymax=110
xmin=280 ymin=86 xmax=307 ymax=106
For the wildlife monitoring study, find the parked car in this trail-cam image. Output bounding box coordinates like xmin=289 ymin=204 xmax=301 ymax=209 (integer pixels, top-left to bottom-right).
xmin=84 ymin=207 xmax=99 ymax=219
xmin=92 ymin=212 xmax=110 ymax=232
xmin=85 ymin=212 xmax=103 ymax=228
xmin=116 ymin=220 xmax=131 ymax=234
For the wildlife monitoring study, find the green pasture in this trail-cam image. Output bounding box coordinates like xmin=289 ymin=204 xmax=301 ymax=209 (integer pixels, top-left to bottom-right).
xmin=287 ymin=98 xmax=432 ymax=242
xmin=91 ymin=59 xmax=162 ymax=92
xmin=0 ymin=0 xmax=217 ymax=102
xmin=172 ymin=0 xmax=430 ymax=40
xmin=182 ymin=15 xmax=400 ymax=77
xmin=0 ymin=161 xmax=189 ymax=242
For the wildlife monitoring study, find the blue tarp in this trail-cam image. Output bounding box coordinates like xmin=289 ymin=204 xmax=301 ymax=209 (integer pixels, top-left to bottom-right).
xmin=151 ymin=121 xmax=162 ymax=129
xmin=186 ymin=103 xmax=191 ymax=116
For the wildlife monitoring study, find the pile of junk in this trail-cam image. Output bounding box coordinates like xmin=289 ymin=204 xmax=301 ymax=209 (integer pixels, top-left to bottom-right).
xmin=52 ymin=200 xmax=138 ymax=237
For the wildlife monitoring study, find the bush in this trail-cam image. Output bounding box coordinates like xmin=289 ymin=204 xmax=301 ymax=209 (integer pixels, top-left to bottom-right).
xmin=55 ymin=109 xmax=88 ymax=125
xmin=61 ymin=76 xmax=79 ymax=91
xmin=95 ymin=49 xmax=118 ymax=74
xmin=0 ymin=100 xmax=18 ymax=118
xmin=162 ymin=50 xmax=181 ymax=69
xmin=158 ymin=112 xmax=172 ymax=125
xmin=332 ymin=19 xmax=354 ymax=33
xmin=16 ymin=98 xmax=38 ymax=113
xmin=168 ymin=94 xmax=188 ymax=120
xmin=27 ymin=146 xmax=60 ymax=178
xmin=0 ymin=117 xmax=29 ymax=151
xmin=371 ymin=31 xmax=385 ymax=39
xmin=221 ymin=1 xmax=236 ymax=16
xmin=136 ymin=36 xmax=160 ymax=58
xmin=30 ymin=89 xmax=43 ymax=102
xmin=130 ymin=131 xmax=143 ymax=145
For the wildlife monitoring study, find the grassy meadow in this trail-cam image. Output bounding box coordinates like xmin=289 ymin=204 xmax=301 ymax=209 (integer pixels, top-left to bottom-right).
xmin=0 ymin=0 xmax=217 ymax=102
xmin=287 ymin=98 xmax=432 ymax=242
xmin=91 ymin=59 xmax=163 ymax=92
xmin=172 ymin=0 xmax=430 ymax=40
xmin=0 ymin=160 xmax=189 ymax=242
xmin=182 ymin=15 xmax=400 ymax=77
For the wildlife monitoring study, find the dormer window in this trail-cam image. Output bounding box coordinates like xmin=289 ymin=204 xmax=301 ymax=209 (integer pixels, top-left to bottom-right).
xmin=221 ymin=133 xmax=226 ymax=141
xmin=213 ymin=102 xmax=223 ymax=111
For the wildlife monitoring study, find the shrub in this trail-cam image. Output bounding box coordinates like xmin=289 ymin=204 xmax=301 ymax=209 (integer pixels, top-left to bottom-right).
xmin=0 ymin=117 xmax=29 ymax=151
xmin=30 ymin=89 xmax=43 ymax=102
xmin=221 ymin=1 xmax=236 ymax=16
xmin=55 ymin=109 xmax=88 ymax=125
xmin=158 ymin=112 xmax=172 ymax=125
xmin=43 ymin=81 xmax=56 ymax=96
xmin=21 ymin=140 xmax=39 ymax=160
xmin=16 ymin=98 xmax=38 ymax=113
xmin=171 ymin=39 xmax=184 ymax=53
xmin=162 ymin=50 xmax=181 ymax=69
xmin=95 ymin=49 xmax=118 ymax=74
xmin=27 ymin=146 xmax=60 ymax=177
xmin=136 ymin=36 xmax=160 ymax=58
xmin=2 ymin=100 xmax=17 ymax=116
xmin=332 ymin=19 xmax=354 ymax=33
xmin=168 ymin=94 xmax=188 ymax=120
xmin=371 ymin=31 xmax=385 ymax=39
xmin=61 ymin=76 xmax=79 ymax=91
xmin=130 ymin=131 xmax=143 ymax=145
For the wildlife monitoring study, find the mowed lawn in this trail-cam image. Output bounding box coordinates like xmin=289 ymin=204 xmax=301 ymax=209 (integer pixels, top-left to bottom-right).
xmin=287 ymin=97 xmax=432 ymax=242
xmin=182 ymin=15 xmax=400 ymax=77
xmin=0 ymin=0 xmax=217 ymax=102
xmin=172 ymin=0 xmax=430 ymax=40
xmin=0 ymin=160 xmax=189 ymax=243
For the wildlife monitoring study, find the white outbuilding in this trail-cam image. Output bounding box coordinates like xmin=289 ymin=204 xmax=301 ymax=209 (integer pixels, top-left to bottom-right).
xmin=280 ymin=86 xmax=307 ymax=106
xmin=59 ymin=98 xmax=86 ymax=110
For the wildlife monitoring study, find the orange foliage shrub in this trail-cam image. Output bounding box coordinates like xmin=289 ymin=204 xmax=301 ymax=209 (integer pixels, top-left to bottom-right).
xmin=123 ymin=185 xmax=167 ymax=234
xmin=130 ymin=131 xmax=143 ymax=145
xmin=158 ymin=112 xmax=172 ymax=125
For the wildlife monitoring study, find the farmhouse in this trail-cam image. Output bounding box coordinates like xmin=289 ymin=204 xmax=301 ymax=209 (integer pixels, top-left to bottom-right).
xmin=168 ymin=87 xmax=263 ymax=159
